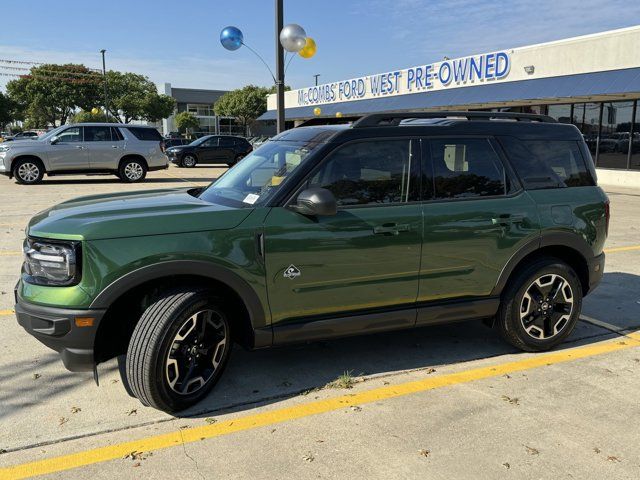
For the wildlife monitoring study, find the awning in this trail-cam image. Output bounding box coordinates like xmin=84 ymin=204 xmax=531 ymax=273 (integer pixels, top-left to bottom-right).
xmin=257 ymin=67 xmax=640 ymax=121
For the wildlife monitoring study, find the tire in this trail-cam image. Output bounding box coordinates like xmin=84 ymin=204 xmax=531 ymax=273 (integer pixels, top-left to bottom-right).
xmin=125 ymin=288 xmax=232 ymax=412
xmin=118 ymin=158 xmax=147 ymax=183
xmin=13 ymin=158 xmax=44 ymax=185
xmin=180 ymin=155 xmax=197 ymax=168
xmin=495 ymin=256 xmax=583 ymax=352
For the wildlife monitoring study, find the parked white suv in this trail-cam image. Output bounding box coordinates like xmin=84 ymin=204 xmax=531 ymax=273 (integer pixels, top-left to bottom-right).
xmin=0 ymin=123 xmax=168 ymax=184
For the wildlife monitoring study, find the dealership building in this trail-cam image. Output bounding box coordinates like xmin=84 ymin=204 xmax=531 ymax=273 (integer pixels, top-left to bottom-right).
xmin=260 ymin=26 xmax=640 ymax=182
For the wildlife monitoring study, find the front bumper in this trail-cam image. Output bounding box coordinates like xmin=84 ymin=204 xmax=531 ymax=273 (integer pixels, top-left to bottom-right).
xmin=587 ymin=252 xmax=605 ymax=293
xmin=15 ymin=292 xmax=105 ymax=372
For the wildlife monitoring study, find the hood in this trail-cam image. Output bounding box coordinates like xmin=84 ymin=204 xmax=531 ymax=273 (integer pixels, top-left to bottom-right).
xmin=3 ymin=139 xmax=41 ymax=147
xmin=28 ymin=188 xmax=254 ymax=241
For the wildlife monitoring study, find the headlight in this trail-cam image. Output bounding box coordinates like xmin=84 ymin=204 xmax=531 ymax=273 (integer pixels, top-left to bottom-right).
xmin=0 ymin=145 xmax=10 ymax=153
xmin=22 ymin=238 xmax=81 ymax=286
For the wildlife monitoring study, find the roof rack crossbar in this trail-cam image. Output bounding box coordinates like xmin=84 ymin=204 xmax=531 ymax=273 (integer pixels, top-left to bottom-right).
xmin=352 ymin=111 xmax=556 ymax=128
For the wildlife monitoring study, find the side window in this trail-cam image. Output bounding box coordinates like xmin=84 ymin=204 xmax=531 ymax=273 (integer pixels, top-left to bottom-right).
xmin=83 ymin=126 xmax=112 ymax=142
xmin=430 ymin=138 xmax=506 ymax=199
xmin=309 ymin=139 xmax=418 ymax=206
xmin=219 ymin=137 xmax=235 ymax=147
xmin=111 ymin=127 xmax=124 ymax=141
xmin=126 ymin=127 xmax=162 ymax=141
xmin=56 ymin=127 xmax=82 ymax=143
xmin=202 ymin=137 xmax=219 ymax=147
xmin=499 ymin=137 xmax=595 ymax=188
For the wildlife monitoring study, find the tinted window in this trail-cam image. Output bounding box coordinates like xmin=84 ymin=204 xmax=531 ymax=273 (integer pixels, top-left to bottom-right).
xmin=219 ymin=137 xmax=235 ymax=147
xmin=126 ymin=127 xmax=162 ymax=141
xmin=84 ymin=126 xmax=112 ymax=142
xmin=309 ymin=139 xmax=418 ymax=206
xmin=111 ymin=127 xmax=124 ymax=141
xmin=202 ymin=137 xmax=218 ymax=147
xmin=430 ymin=138 xmax=506 ymax=199
xmin=56 ymin=127 xmax=82 ymax=143
xmin=500 ymin=137 xmax=594 ymax=188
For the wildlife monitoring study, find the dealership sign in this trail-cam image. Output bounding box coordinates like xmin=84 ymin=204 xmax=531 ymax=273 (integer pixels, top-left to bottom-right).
xmin=296 ymin=51 xmax=511 ymax=107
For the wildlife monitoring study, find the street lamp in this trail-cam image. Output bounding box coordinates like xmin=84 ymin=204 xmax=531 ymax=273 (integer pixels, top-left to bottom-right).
xmin=99 ymin=49 xmax=109 ymax=121
xmin=219 ymin=0 xmax=317 ymax=133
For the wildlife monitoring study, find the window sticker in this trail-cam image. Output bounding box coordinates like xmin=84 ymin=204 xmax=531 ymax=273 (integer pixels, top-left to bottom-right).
xmin=243 ymin=193 xmax=260 ymax=205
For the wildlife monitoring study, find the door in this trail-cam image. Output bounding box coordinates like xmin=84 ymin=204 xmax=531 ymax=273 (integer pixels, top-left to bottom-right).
xmin=264 ymin=138 xmax=423 ymax=330
xmin=46 ymin=126 xmax=89 ymax=171
xmin=217 ymin=137 xmax=236 ymax=163
xmin=417 ymin=137 xmax=540 ymax=314
xmin=196 ymin=137 xmax=219 ymax=163
xmin=83 ymin=126 xmax=124 ymax=169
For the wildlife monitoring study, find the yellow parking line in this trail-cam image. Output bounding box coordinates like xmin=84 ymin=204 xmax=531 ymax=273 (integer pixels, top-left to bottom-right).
xmin=0 ymin=251 xmax=21 ymax=256
xmin=161 ymin=170 xmax=202 ymax=187
xmin=2 ymin=332 xmax=639 ymax=480
xmin=0 ymin=310 xmax=14 ymax=316
xmin=603 ymin=244 xmax=640 ymax=254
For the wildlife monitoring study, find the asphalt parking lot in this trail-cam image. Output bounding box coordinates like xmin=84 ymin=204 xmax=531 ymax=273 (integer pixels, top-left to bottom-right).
xmin=0 ymin=168 xmax=639 ymax=479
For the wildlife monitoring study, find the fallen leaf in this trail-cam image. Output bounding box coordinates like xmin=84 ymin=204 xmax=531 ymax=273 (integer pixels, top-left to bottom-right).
xmin=525 ymin=445 xmax=539 ymax=455
xmin=501 ymin=395 xmax=520 ymax=405
xmin=179 ymin=425 xmax=189 ymax=430
xmin=303 ymin=452 xmax=315 ymax=462
xmin=126 ymin=409 xmax=137 ymax=416
xmin=419 ymin=449 xmax=430 ymax=458
xmin=502 ymin=462 xmax=510 ymax=469
xmin=58 ymin=417 xmax=68 ymax=426
xmin=426 ymin=368 xmax=436 ymax=374
xmin=110 ymin=379 xmax=119 ymax=384
xmin=205 ymin=418 xmax=217 ymax=425
xmin=32 ymin=373 xmax=41 ymax=380
xmin=133 ymin=462 xmax=141 ymax=467
xmin=594 ymin=447 xmax=601 ymax=454
xmin=350 ymin=406 xmax=362 ymax=412
xmin=71 ymin=406 xmax=81 ymax=414
xmin=607 ymin=456 xmax=621 ymax=463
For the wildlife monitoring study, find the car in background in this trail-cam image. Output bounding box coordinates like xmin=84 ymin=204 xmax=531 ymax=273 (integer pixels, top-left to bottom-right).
xmin=165 ymin=135 xmax=252 ymax=168
xmin=2 ymin=131 xmax=39 ymax=142
xmin=0 ymin=123 xmax=168 ymax=184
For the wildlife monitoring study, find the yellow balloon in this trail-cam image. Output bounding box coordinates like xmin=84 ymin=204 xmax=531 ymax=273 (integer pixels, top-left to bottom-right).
xmin=91 ymin=107 xmax=99 ymax=115
xmin=299 ymin=37 xmax=317 ymax=59
xmin=313 ymin=107 xmax=322 ymax=116
xmin=335 ymin=112 xmax=343 ymax=118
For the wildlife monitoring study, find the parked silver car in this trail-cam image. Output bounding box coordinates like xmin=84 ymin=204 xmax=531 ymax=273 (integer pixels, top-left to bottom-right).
xmin=0 ymin=123 xmax=168 ymax=184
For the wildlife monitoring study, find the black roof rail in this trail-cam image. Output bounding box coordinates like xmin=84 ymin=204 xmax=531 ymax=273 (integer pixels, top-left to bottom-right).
xmin=352 ymin=111 xmax=556 ymax=128
xmin=297 ymin=116 xmax=361 ymax=127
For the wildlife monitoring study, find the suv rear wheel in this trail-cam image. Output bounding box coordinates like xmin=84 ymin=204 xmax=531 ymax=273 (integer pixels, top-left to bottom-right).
xmin=125 ymin=288 xmax=232 ymax=412
xmin=13 ymin=158 xmax=44 ymax=185
xmin=119 ymin=158 xmax=147 ymax=183
xmin=496 ymin=257 xmax=582 ymax=352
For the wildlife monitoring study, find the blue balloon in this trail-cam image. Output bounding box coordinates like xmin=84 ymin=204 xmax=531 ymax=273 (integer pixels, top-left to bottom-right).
xmin=220 ymin=26 xmax=243 ymax=51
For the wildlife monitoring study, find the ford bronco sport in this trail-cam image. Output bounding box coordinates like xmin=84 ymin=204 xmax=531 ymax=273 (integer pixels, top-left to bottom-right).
xmin=16 ymin=112 xmax=608 ymax=412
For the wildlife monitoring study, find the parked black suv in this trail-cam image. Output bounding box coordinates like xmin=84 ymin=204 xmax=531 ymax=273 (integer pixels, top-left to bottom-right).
xmin=165 ymin=135 xmax=253 ymax=168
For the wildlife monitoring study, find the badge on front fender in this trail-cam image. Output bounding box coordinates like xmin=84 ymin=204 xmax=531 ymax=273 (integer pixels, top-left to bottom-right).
xmin=283 ymin=265 xmax=301 ymax=279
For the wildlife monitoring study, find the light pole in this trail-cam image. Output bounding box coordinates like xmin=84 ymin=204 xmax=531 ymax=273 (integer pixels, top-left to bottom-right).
xmin=314 ymin=74 xmax=320 ymax=86
xmin=275 ymin=0 xmax=285 ymax=133
xmin=100 ymin=49 xmax=109 ymax=121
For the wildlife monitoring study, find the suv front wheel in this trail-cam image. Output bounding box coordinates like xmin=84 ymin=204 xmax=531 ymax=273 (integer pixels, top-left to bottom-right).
xmin=13 ymin=158 xmax=45 ymax=185
xmin=125 ymin=288 xmax=232 ymax=412
xmin=496 ymin=257 xmax=583 ymax=352
xmin=119 ymin=158 xmax=147 ymax=183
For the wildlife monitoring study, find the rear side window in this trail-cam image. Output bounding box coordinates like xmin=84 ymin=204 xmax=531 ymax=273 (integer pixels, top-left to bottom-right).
xmin=429 ymin=138 xmax=507 ymax=199
xmin=219 ymin=137 xmax=235 ymax=147
xmin=499 ymin=137 xmax=595 ymax=188
xmin=126 ymin=127 xmax=162 ymax=141
xmin=111 ymin=127 xmax=124 ymax=141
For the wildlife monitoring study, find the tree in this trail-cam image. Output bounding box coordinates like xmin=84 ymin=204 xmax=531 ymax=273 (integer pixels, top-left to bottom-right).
xmin=6 ymin=64 xmax=102 ymax=127
xmin=72 ymin=109 xmax=113 ymax=123
xmin=104 ymin=71 xmax=175 ymax=123
xmin=0 ymin=92 xmax=23 ymax=129
xmin=175 ymin=111 xmax=200 ymax=134
xmin=214 ymin=85 xmax=271 ymax=131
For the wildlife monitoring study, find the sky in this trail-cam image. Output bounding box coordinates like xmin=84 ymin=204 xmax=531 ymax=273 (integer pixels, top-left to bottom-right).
xmin=1 ymin=0 xmax=639 ymax=93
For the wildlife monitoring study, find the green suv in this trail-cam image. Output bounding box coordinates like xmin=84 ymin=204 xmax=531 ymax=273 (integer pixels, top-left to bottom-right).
xmin=16 ymin=112 xmax=608 ymax=412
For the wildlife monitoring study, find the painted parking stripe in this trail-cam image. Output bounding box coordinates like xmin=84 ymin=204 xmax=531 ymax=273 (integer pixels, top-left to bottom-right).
xmin=1 ymin=332 xmax=639 ymax=480
xmin=0 ymin=309 xmax=14 ymax=316
xmin=603 ymin=244 xmax=640 ymax=254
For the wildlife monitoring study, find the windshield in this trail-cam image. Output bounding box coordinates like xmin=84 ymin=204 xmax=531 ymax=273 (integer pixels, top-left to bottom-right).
xmin=198 ymin=140 xmax=321 ymax=207
xmin=38 ymin=125 xmax=67 ymax=141
xmin=189 ymin=136 xmax=212 ymax=147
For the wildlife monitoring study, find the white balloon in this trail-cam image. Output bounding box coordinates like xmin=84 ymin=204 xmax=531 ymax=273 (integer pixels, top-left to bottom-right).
xmin=279 ymin=24 xmax=307 ymax=52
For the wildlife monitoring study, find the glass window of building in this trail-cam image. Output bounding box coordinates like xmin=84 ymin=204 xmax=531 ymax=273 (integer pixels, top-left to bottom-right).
xmin=597 ymin=101 xmax=634 ymax=169
xmin=547 ymin=104 xmax=572 ymax=124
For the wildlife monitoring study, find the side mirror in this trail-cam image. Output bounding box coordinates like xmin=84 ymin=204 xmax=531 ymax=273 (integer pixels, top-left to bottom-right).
xmin=50 ymin=136 xmax=59 ymax=145
xmin=291 ymin=188 xmax=337 ymax=216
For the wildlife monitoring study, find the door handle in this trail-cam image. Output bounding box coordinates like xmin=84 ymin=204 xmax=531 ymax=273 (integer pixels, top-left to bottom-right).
xmin=373 ymin=223 xmax=410 ymax=235
xmin=111 ymin=145 xmax=118 ymax=149
xmin=75 ymin=145 xmax=84 ymax=149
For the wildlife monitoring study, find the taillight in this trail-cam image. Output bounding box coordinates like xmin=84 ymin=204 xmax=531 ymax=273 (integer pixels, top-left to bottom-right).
xmin=604 ymin=198 xmax=610 ymax=237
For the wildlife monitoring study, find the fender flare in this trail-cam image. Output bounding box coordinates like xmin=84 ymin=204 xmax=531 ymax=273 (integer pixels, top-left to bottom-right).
xmin=491 ymin=231 xmax=592 ymax=296
xmin=89 ymin=260 xmax=268 ymax=335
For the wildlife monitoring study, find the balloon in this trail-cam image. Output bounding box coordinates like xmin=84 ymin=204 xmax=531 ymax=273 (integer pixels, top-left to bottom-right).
xmin=220 ymin=26 xmax=243 ymax=51
xmin=335 ymin=112 xmax=343 ymax=118
xmin=298 ymin=37 xmax=317 ymax=59
xmin=91 ymin=107 xmax=99 ymax=115
xmin=313 ymin=107 xmax=322 ymax=116
xmin=279 ymin=24 xmax=307 ymax=52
